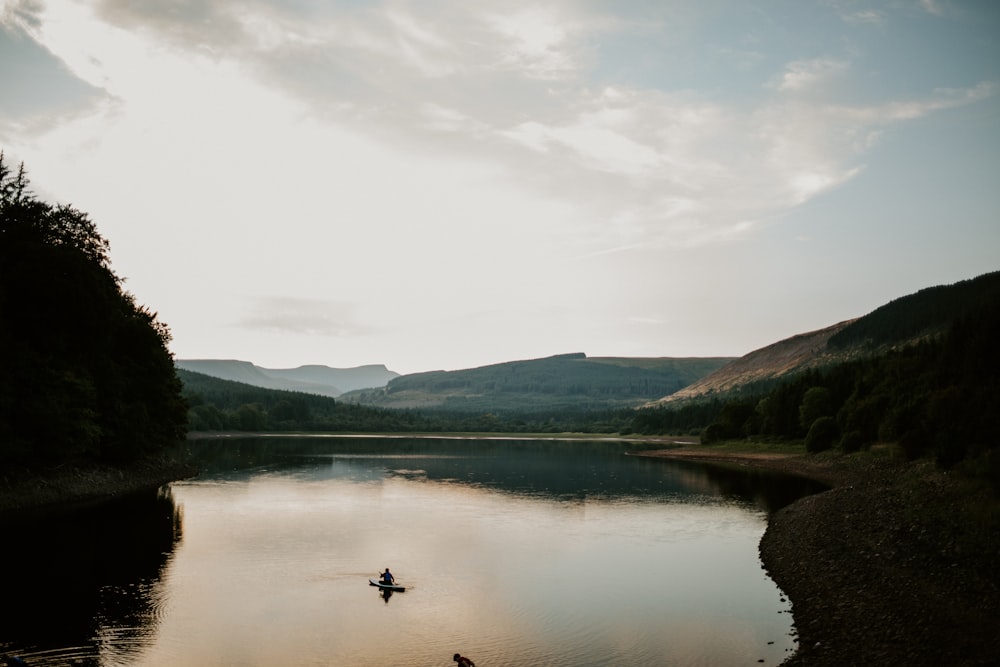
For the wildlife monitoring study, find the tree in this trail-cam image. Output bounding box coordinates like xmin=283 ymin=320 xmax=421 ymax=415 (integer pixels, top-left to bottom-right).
xmin=799 ymin=386 xmax=833 ymax=431
xmin=0 ymin=154 xmax=187 ymax=466
xmin=805 ymin=416 xmax=838 ymax=453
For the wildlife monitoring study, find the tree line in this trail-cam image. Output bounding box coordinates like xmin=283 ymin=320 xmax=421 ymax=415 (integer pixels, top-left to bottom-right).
xmin=0 ymin=155 xmax=187 ymax=468
xmin=634 ymin=299 xmax=1000 ymax=487
xmin=183 ymin=287 xmax=1000 ymax=492
xmin=181 ymin=368 xmax=635 ymax=434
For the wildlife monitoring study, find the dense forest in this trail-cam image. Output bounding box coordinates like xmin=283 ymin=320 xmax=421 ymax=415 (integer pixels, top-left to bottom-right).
xmin=635 ymin=273 xmax=1000 ymax=486
xmin=0 ymin=155 xmax=188 ymax=467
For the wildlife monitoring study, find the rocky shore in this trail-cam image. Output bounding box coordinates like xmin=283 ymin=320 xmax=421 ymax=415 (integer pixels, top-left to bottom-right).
xmin=0 ymin=454 xmax=197 ymax=523
xmin=640 ymin=447 xmax=1000 ymax=666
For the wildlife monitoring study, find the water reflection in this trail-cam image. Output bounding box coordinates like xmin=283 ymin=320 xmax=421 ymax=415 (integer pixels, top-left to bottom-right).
xmin=0 ymin=487 xmax=182 ymax=665
xmin=653 ymin=457 xmax=830 ymax=512
xmin=2 ymin=437 xmax=827 ymax=666
xmin=181 ymin=436 xmax=827 ymax=511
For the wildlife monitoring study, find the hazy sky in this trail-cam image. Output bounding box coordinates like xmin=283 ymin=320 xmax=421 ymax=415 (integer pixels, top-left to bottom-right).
xmin=2 ymin=0 xmax=998 ymax=374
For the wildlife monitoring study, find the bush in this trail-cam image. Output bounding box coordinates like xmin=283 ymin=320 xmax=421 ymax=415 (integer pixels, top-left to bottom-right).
xmin=899 ymin=429 xmax=931 ymax=460
xmin=839 ymin=430 xmax=867 ymax=453
xmin=701 ymin=422 xmax=727 ymax=444
xmin=805 ymin=416 xmax=839 ymax=453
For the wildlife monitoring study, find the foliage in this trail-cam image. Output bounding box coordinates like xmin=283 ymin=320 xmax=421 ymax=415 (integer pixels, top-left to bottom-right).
xmin=799 ymin=386 xmax=834 ymax=431
xmin=0 ymin=154 xmax=187 ymax=466
xmin=631 ymin=271 xmax=1000 ymax=486
xmin=804 ymin=416 xmax=838 ymax=453
xmin=342 ymin=353 xmax=733 ymax=413
xmin=180 ymin=369 xmax=430 ymax=432
xmin=828 ymin=270 xmax=1000 ymax=349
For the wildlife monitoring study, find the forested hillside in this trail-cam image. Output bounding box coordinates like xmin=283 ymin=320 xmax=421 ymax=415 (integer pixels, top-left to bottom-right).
xmin=175 ymin=359 xmax=399 ymax=397
xmin=341 ymin=353 xmax=732 ymax=411
xmin=180 ymin=369 xmax=429 ymax=432
xmin=635 ymin=271 xmax=1000 ymax=485
xmin=651 ymin=270 xmax=1000 ymax=407
xmin=827 ymin=270 xmax=1000 ymax=349
xmin=0 ymin=155 xmax=187 ymax=467
xmin=179 ymin=369 xmax=634 ymax=434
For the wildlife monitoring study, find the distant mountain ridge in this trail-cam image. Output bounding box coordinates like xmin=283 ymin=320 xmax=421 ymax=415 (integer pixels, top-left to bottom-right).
xmin=177 ymin=271 xmax=999 ymax=411
xmin=174 ymin=359 xmax=400 ymax=398
xmin=647 ymin=270 xmax=1000 ymax=407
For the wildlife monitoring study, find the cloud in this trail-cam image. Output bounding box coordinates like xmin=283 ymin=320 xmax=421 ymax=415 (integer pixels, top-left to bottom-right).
xmin=919 ymin=0 xmax=944 ymax=16
xmin=485 ymin=7 xmax=579 ymax=79
xmin=773 ymin=58 xmax=850 ymax=93
xmin=238 ymin=297 xmax=370 ymax=338
xmin=840 ymin=10 xmax=885 ymax=25
xmin=6 ymin=0 xmax=996 ymax=260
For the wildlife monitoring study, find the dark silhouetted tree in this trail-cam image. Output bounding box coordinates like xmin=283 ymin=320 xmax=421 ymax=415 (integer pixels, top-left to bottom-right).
xmin=1 ymin=153 xmax=187 ymax=466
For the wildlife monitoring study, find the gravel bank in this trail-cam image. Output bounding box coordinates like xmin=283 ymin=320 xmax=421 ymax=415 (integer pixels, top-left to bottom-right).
xmin=0 ymin=454 xmax=197 ymax=522
xmin=640 ymin=448 xmax=1000 ymax=666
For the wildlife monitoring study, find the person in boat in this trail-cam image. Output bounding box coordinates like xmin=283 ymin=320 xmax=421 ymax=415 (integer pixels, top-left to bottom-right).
xmin=453 ymin=653 xmax=475 ymax=666
xmin=380 ymin=568 xmax=394 ymax=585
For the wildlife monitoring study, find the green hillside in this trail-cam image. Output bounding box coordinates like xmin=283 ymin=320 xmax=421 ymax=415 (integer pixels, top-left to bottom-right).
xmin=178 ymin=369 xmax=429 ymax=433
xmin=340 ymin=353 xmax=733 ymax=412
xmin=829 ymin=270 xmax=1000 ymax=350
xmin=651 ymin=270 xmax=1000 ymax=408
xmin=635 ymin=271 xmax=1000 ymax=484
xmin=178 ymin=368 xmax=638 ymax=434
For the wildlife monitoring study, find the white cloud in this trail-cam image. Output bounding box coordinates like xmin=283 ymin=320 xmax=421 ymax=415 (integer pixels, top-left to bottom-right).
xmin=774 ymin=58 xmax=849 ymax=93
xmin=919 ymin=0 xmax=944 ymax=16
xmin=382 ymin=8 xmax=460 ymax=78
xmin=841 ymin=10 xmax=885 ymax=25
xmin=238 ymin=297 xmax=370 ymax=337
xmin=4 ymin=0 xmax=997 ymax=370
xmin=10 ymin=0 xmax=991 ymax=261
xmin=418 ymin=102 xmax=487 ymax=133
xmin=486 ymin=7 xmax=578 ymax=79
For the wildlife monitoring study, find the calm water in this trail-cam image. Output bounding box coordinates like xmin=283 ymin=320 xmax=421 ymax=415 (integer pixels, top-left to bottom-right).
xmin=1 ymin=437 xmax=826 ymax=666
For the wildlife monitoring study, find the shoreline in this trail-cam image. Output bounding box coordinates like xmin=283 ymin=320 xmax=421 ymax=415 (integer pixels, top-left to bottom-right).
xmin=636 ymin=447 xmax=1000 ymax=666
xmin=0 ymin=454 xmax=198 ymax=523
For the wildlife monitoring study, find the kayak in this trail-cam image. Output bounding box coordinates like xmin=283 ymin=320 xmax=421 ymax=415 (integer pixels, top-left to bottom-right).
xmin=370 ymin=578 xmax=406 ymax=592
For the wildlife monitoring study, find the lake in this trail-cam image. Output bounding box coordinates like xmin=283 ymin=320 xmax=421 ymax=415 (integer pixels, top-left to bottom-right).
xmin=1 ymin=436 xmax=826 ymax=666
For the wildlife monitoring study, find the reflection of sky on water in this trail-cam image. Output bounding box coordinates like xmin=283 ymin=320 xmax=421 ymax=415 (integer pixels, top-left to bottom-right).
xmin=2 ymin=437 xmax=823 ymax=666
xmin=196 ymin=437 xmax=826 ymax=511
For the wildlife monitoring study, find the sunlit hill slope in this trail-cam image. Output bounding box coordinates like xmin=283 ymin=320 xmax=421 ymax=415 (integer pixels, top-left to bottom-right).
xmin=647 ymin=270 xmax=1000 ymax=407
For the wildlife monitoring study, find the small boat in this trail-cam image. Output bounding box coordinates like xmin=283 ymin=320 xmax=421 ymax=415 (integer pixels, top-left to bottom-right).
xmin=369 ymin=578 xmax=406 ymax=592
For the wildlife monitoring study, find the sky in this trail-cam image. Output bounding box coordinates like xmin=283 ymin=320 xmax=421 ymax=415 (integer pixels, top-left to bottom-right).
xmin=2 ymin=0 xmax=998 ymax=375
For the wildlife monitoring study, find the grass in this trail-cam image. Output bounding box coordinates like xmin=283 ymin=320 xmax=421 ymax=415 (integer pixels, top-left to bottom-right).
xmin=676 ymin=438 xmax=807 ymax=456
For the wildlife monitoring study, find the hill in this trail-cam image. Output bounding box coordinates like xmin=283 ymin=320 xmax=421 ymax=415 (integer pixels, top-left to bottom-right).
xmin=177 ymin=369 xmax=428 ymax=432
xmin=340 ymin=353 xmax=733 ymax=412
xmin=649 ymin=320 xmax=856 ymax=406
xmin=175 ymin=359 xmax=399 ymax=398
xmin=648 ymin=270 xmax=1000 ymax=407
xmin=177 ymin=368 xmax=635 ymax=434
